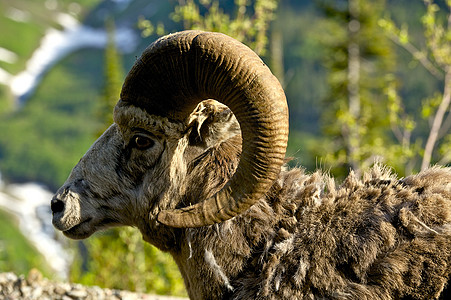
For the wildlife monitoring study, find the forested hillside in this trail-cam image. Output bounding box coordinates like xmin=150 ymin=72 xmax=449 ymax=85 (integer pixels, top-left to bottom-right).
xmin=0 ymin=0 xmax=449 ymax=296
xmin=0 ymin=0 xmax=173 ymax=189
xmin=0 ymin=0 xmax=448 ymax=189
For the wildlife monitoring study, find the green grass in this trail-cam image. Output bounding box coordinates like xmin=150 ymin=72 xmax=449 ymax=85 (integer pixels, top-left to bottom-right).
xmin=0 ymin=48 xmax=103 ymax=189
xmin=0 ymin=0 xmax=102 ymax=108
xmin=70 ymin=228 xmax=187 ymax=296
xmin=0 ymin=209 xmax=53 ymax=277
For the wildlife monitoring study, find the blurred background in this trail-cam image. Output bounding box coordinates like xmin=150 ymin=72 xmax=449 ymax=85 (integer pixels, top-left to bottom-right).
xmin=0 ymin=0 xmax=449 ymax=296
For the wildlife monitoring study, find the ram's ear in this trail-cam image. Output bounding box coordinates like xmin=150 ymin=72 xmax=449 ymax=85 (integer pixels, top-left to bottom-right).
xmin=188 ymin=100 xmax=240 ymax=148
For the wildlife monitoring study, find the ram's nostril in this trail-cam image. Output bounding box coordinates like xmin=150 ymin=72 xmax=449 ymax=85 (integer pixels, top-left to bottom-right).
xmin=51 ymin=198 xmax=65 ymax=214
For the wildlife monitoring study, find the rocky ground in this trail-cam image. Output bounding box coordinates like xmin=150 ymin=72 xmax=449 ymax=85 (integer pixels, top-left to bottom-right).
xmin=0 ymin=270 xmax=188 ymax=300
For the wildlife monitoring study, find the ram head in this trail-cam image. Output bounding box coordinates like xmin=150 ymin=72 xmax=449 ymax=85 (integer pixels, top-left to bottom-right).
xmin=51 ymin=31 xmax=289 ymax=249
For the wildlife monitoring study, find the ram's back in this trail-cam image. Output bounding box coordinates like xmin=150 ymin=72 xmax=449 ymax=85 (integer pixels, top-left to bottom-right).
xmin=229 ymin=165 xmax=451 ymax=299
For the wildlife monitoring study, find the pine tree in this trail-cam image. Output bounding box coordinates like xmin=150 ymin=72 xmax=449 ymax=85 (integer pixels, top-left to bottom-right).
xmin=139 ymin=0 xmax=279 ymax=57
xmin=315 ymin=0 xmax=396 ymax=177
xmin=380 ymin=0 xmax=451 ymax=172
xmin=97 ymin=19 xmax=123 ymax=134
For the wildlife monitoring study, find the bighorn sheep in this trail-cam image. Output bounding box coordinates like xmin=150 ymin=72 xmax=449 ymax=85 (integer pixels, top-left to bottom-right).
xmin=51 ymin=31 xmax=451 ymax=299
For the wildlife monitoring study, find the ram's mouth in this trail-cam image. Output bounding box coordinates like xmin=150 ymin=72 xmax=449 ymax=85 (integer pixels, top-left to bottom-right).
xmin=61 ymin=217 xmax=94 ymax=239
xmin=51 ymin=191 xmax=122 ymax=240
xmin=62 ymin=217 xmax=119 ymax=240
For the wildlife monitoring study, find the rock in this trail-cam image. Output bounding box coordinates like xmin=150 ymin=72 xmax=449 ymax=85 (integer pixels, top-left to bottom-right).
xmin=0 ymin=270 xmax=188 ymax=300
xmin=54 ymin=283 xmax=70 ymax=295
xmin=27 ymin=268 xmax=43 ymax=284
xmin=66 ymin=286 xmax=88 ymax=298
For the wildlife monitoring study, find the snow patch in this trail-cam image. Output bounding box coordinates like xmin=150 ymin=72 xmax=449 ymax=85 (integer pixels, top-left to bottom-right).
xmin=5 ymin=8 xmax=31 ymax=23
xmin=0 ymin=47 xmax=18 ymax=64
xmin=0 ymin=68 xmax=12 ymax=85
xmin=8 ymin=12 xmax=138 ymax=104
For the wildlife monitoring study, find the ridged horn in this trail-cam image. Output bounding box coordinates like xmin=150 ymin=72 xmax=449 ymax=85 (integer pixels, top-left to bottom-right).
xmin=118 ymin=30 xmax=288 ymax=228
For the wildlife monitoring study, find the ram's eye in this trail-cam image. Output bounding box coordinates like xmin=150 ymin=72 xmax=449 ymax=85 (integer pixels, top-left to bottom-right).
xmin=132 ymin=135 xmax=155 ymax=150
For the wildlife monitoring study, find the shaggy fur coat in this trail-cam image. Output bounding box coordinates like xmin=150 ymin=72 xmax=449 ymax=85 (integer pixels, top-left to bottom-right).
xmin=176 ymin=138 xmax=451 ymax=299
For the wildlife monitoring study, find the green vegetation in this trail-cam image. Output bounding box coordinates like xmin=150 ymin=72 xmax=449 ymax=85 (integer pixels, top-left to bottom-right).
xmin=96 ymin=20 xmax=124 ymax=133
xmin=0 ymin=49 xmax=103 ymax=188
xmin=171 ymin=0 xmax=278 ymax=56
xmin=0 ymin=209 xmax=52 ymax=277
xmin=70 ymin=228 xmax=186 ymax=296
xmin=3 ymin=0 xmax=446 ymax=188
xmin=0 ymin=0 xmax=450 ymax=296
xmin=380 ymin=0 xmax=451 ymax=173
xmin=0 ymin=0 xmax=100 ymax=84
xmin=313 ymin=0 xmax=396 ymax=177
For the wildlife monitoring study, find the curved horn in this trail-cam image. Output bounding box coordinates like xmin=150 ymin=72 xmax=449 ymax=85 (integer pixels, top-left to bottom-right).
xmin=118 ymin=30 xmax=288 ymax=228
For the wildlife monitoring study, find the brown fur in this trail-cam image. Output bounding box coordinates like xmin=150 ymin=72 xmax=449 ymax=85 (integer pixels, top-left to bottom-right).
xmin=174 ymin=136 xmax=451 ymax=299
xmin=52 ymin=101 xmax=451 ymax=299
